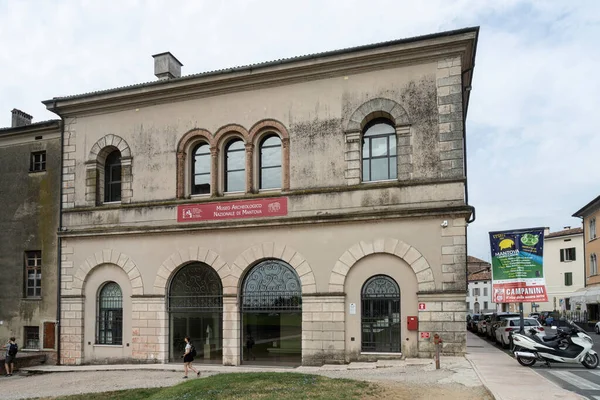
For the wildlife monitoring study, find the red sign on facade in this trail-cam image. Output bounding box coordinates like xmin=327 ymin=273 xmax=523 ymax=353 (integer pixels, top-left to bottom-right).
xmin=177 ymin=197 xmax=288 ymax=222
xmin=418 ymin=303 xmax=426 ymax=311
xmin=420 ymin=332 xmax=430 ymax=339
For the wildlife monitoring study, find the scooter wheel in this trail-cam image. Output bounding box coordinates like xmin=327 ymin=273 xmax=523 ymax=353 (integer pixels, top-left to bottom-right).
xmin=516 ymin=356 xmax=536 ymax=367
xmin=582 ymin=353 xmax=599 ymax=369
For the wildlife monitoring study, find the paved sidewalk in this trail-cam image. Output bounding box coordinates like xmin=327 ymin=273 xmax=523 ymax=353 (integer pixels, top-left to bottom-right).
xmin=466 ymin=331 xmax=586 ymax=400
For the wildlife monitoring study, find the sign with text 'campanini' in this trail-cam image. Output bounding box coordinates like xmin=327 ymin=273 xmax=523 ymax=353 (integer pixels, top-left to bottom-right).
xmin=489 ymin=228 xmax=548 ymax=303
xmin=177 ymin=197 xmax=288 ymax=222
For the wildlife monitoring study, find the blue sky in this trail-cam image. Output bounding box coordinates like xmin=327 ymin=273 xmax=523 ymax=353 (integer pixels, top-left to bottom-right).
xmin=1 ymin=0 xmax=598 ymax=261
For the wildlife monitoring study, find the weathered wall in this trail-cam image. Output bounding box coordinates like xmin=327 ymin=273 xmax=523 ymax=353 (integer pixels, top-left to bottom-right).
xmin=64 ymin=61 xmax=464 ymax=206
xmin=0 ymin=132 xmax=60 ymax=353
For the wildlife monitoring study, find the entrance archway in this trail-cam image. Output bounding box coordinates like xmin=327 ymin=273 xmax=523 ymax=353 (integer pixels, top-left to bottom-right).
xmin=241 ymin=259 xmax=302 ymax=366
xmin=168 ymin=263 xmax=223 ymax=363
xmin=361 ymin=275 xmax=401 ymax=353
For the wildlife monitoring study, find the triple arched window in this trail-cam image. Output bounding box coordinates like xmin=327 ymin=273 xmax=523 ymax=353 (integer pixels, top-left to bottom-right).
xmin=179 ymin=126 xmax=287 ymax=198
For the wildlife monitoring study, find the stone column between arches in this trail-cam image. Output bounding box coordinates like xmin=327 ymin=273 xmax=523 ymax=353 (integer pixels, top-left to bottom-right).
xmin=60 ymin=296 xmax=85 ymax=365
xmin=222 ymin=296 xmax=240 ymax=366
xmin=302 ymin=295 xmax=345 ymax=366
xmin=131 ymin=296 xmax=168 ymax=362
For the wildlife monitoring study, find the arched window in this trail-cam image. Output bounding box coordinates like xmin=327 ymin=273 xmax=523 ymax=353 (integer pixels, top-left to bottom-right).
xmin=361 ymin=275 xmax=400 ymax=353
xmin=97 ymin=282 xmax=123 ymax=345
xmin=191 ymin=143 xmax=211 ymax=195
xmin=225 ymin=139 xmax=245 ymax=192
xmin=259 ymin=135 xmax=282 ymax=190
xmin=362 ymin=119 xmax=397 ymax=182
xmin=104 ymin=150 xmax=122 ymax=202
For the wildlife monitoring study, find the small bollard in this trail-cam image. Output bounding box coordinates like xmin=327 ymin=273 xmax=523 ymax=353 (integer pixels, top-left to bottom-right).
xmin=433 ymin=334 xmax=442 ymax=370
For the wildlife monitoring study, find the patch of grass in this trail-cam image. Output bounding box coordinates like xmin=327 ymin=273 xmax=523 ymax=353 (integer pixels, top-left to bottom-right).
xmin=44 ymin=373 xmax=379 ymax=400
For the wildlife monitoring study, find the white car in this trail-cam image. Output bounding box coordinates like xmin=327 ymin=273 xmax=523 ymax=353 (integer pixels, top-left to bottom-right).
xmin=495 ymin=317 xmax=545 ymax=348
xmin=595 ymin=321 xmax=600 ymax=334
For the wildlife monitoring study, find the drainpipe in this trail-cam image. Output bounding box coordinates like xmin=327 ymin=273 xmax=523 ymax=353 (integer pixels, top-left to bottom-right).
xmin=55 ymin=103 xmax=64 ymax=365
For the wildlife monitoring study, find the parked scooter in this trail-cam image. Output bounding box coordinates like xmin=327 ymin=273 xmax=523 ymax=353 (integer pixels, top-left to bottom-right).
xmin=511 ymin=320 xmax=599 ymax=369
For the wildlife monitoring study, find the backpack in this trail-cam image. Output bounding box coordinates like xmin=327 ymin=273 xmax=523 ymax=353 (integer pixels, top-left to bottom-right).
xmin=190 ymin=345 xmax=197 ymax=358
xmin=8 ymin=343 xmax=18 ymax=356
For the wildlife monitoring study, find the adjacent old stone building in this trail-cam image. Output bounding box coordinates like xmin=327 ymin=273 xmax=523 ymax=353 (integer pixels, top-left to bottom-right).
xmin=44 ymin=27 xmax=479 ymax=366
xmin=0 ymin=110 xmax=61 ymax=363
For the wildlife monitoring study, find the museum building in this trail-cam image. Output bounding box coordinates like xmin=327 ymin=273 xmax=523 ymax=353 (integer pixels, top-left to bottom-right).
xmin=44 ymin=27 xmax=478 ymax=366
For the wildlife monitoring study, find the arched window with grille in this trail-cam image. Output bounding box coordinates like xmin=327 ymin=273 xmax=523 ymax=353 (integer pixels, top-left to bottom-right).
xmin=96 ymin=282 xmax=123 ymax=345
xmin=191 ymin=142 xmax=211 ymax=195
xmin=259 ymin=135 xmax=282 ymax=190
xmin=225 ymin=139 xmax=245 ymax=192
xmin=361 ymin=275 xmax=401 ymax=353
xmin=362 ymin=119 xmax=397 ymax=182
xmin=104 ymin=150 xmax=122 ymax=202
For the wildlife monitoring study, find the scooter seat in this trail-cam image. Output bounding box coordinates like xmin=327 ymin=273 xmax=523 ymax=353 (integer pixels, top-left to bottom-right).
xmin=531 ymin=334 xmax=560 ymax=348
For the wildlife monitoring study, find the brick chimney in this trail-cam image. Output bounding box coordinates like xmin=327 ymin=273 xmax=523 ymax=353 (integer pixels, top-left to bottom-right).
xmin=11 ymin=109 xmax=33 ymax=127
xmin=152 ymin=52 xmax=183 ymax=80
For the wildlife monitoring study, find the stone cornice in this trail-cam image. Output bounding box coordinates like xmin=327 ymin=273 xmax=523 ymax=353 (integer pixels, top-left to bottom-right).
xmin=43 ymin=32 xmax=477 ymax=117
xmin=58 ymin=204 xmax=473 ymax=238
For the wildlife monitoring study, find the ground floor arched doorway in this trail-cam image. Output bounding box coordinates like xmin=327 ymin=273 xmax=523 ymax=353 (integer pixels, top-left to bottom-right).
xmin=241 ymin=259 xmax=302 ymax=366
xmin=168 ymin=262 xmax=223 ymax=363
xmin=361 ymin=275 xmax=401 ymax=353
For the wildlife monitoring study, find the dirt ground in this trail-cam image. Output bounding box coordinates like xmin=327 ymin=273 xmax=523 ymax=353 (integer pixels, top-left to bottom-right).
xmin=372 ymin=382 xmax=493 ymax=400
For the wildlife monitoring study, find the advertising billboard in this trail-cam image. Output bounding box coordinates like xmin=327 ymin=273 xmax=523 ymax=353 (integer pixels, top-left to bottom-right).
xmin=489 ymin=228 xmax=548 ymax=303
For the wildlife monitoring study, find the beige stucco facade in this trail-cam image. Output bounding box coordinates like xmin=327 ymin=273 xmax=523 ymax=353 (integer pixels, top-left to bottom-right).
xmin=47 ymin=28 xmax=478 ymax=365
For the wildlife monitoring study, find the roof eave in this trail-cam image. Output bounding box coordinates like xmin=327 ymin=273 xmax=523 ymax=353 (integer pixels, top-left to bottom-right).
xmin=42 ymin=27 xmax=479 ymax=116
xmin=573 ymin=195 xmax=600 ymax=218
xmin=0 ymin=120 xmax=61 ymax=137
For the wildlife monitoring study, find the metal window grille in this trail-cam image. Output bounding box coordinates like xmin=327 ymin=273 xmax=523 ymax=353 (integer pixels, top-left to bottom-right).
xmin=241 ymin=260 xmax=302 ymax=312
xmin=168 ymin=263 xmax=223 ymax=311
xmin=30 ymin=151 xmax=46 ymax=172
xmin=361 ymin=119 xmax=397 ymax=182
xmin=361 ymin=275 xmax=401 ymax=353
xmin=24 ymin=326 xmax=40 ymax=349
xmin=97 ymin=282 xmax=123 ymax=345
xmin=25 ymin=251 xmax=42 ymax=297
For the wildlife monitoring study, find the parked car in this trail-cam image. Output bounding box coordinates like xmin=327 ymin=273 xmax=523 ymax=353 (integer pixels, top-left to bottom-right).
xmin=595 ymin=321 xmax=600 ymax=334
xmin=539 ymin=311 xmax=561 ymax=326
xmin=488 ymin=312 xmax=520 ymax=341
xmin=467 ymin=314 xmax=481 ymax=332
xmin=477 ymin=313 xmax=493 ymax=336
xmin=529 ymin=312 xmax=541 ymax=319
xmin=495 ymin=317 xmax=545 ymax=348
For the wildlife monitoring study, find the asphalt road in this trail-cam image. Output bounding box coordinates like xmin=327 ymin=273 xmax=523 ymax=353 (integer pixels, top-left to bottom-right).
xmin=470 ymin=326 xmax=600 ymax=400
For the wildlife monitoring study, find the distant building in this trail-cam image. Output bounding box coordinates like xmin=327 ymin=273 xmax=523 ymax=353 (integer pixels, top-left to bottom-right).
xmin=0 ymin=110 xmax=61 ymax=362
xmin=571 ymin=197 xmax=600 ymax=319
xmin=534 ymin=227 xmax=584 ymax=313
xmin=467 ymin=256 xmax=493 ymax=314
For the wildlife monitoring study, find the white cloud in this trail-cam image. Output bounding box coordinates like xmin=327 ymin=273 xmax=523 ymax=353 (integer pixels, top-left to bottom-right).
xmin=1 ymin=0 xmax=598 ymax=260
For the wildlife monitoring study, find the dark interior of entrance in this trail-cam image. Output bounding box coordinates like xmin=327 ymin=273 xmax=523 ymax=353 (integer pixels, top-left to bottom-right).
xmin=168 ymin=262 xmax=223 ymax=363
xmin=361 ymin=275 xmax=401 ymax=353
xmin=241 ymin=259 xmax=302 ymax=366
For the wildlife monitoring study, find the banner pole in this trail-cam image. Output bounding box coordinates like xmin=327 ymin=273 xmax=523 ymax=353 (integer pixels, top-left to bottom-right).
xmin=519 ymin=302 xmax=524 ymax=333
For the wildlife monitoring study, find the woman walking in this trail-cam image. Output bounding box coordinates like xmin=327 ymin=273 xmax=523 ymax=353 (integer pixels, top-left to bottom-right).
xmin=182 ymin=336 xmax=200 ymax=379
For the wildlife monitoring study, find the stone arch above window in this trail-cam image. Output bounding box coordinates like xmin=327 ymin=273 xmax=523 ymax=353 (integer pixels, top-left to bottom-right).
xmin=230 ymin=243 xmax=317 ymax=295
xmin=69 ymin=250 xmax=144 ymax=297
xmin=85 ymin=134 xmax=133 ymax=205
xmin=344 ymin=99 xmax=411 ymax=185
xmin=176 ymin=128 xmax=215 ymax=198
xmin=329 ymin=238 xmax=435 ymax=293
xmin=345 ymin=98 xmax=410 ymax=132
xmin=249 ymin=120 xmax=290 ymax=191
